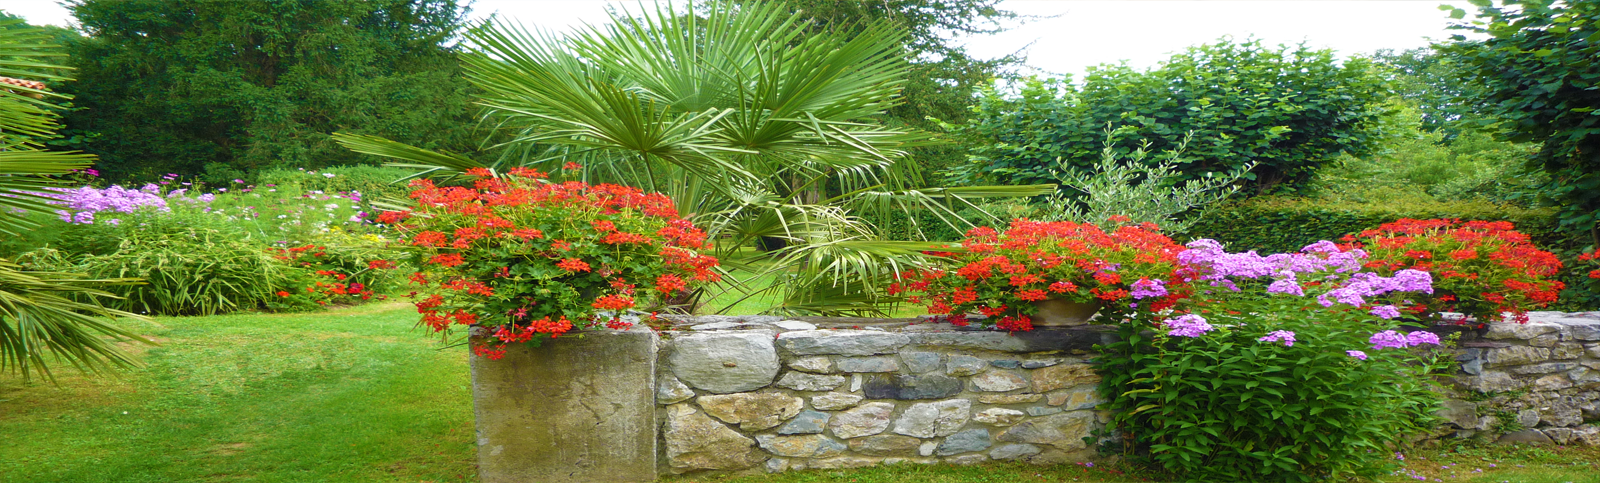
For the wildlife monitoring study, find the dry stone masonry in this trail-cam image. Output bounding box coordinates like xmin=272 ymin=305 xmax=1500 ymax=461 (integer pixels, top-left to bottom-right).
xmin=470 ymin=311 xmax=1600 ymax=482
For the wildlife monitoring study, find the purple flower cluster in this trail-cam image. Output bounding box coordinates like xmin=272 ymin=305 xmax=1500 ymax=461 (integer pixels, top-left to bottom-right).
xmin=50 ymin=185 xmax=169 ymax=224
xmin=1346 ymin=350 xmax=1368 ymax=360
xmin=1314 ymin=271 xmax=1434 ymax=308
xmin=1164 ymin=314 xmax=1213 ymax=337
xmin=1368 ymin=330 xmax=1441 ymax=350
xmin=1130 ymin=278 xmax=1168 ymax=299
xmin=1179 ymin=239 xmax=1369 ymax=293
xmin=1258 ymin=330 xmax=1296 ymax=347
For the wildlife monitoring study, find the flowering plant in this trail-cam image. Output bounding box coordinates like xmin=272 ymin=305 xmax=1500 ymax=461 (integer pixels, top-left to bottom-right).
xmin=384 ymin=167 xmax=720 ymax=359
xmin=1096 ymin=239 xmax=1450 ymax=481
xmin=264 ymin=241 xmax=400 ymax=311
xmin=895 ymin=218 xmax=1190 ymax=331
xmin=1344 ymin=219 xmax=1564 ymax=323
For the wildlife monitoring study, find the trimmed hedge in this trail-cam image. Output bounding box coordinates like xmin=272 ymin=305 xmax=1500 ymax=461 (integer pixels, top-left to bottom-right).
xmin=1188 ymin=196 xmax=1597 ymax=310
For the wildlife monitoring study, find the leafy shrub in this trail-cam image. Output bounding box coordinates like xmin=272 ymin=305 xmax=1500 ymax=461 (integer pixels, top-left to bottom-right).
xmin=255 ymin=165 xmax=415 ymax=202
xmin=1187 ymin=195 xmax=1560 ymax=254
xmin=75 ymin=227 xmax=292 ymax=316
xmin=389 ymin=168 xmax=721 ymax=359
xmin=1097 ymin=239 xmax=1447 ymax=482
xmin=1040 ymin=136 xmax=1249 ymax=233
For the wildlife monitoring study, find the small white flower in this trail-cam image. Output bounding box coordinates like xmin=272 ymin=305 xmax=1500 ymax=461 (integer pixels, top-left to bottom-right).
xmin=323 ymin=173 xmax=336 ymax=178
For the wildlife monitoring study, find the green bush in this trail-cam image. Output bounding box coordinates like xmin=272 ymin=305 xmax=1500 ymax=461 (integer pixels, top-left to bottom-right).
xmin=74 ymin=227 xmax=293 ymax=316
xmin=255 ymin=165 xmax=415 ymax=202
xmin=864 ymin=199 xmax=1043 ymax=242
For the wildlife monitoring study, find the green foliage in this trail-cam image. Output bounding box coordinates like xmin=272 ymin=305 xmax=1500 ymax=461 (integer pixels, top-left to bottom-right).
xmin=1187 ymin=195 xmax=1560 ymax=254
xmin=1312 ymin=113 xmax=1546 ymax=205
xmin=948 ymin=38 xmax=1394 ymax=193
xmin=254 ymin=165 xmax=416 ymax=202
xmin=1097 ymin=305 xmax=1446 ymax=481
xmin=1041 ymin=134 xmax=1250 ymax=233
xmin=59 ymin=0 xmax=479 ymax=180
xmin=1439 ymin=0 xmax=1600 ymax=246
xmin=71 ymin=227 xmax=292 ymax=316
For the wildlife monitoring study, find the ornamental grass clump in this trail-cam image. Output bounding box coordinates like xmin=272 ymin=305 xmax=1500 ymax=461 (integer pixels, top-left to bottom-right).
xmin=383 ymin=167 xmax=720 ymax=359
xmin=1345 ymin=218 xmax=1565 ymax=323
xmin=895 ymin=218 xmax=1190 ymax=331
xmin=1097 ymin=239 xmax=1451 ymax=482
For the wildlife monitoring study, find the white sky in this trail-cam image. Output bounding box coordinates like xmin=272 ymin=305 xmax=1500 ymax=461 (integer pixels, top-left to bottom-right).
xmin=3 ymin=0 xmax=1482 ymax=77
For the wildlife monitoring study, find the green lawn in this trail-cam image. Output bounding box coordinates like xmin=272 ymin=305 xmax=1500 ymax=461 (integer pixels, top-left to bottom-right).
xmin=4 ymin=303 xmax=1599 ymax=483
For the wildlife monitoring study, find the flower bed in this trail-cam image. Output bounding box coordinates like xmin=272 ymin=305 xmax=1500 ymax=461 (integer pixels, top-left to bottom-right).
xmin=1344 ymin=218 xmax=1565 ymax=323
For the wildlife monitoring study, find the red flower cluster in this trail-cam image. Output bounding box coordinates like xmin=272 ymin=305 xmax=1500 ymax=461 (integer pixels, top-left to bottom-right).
xmin=1345 ymin=219 xmax=1565 ymax=322
xmin=266 ymin=244 xmax=397 ymax=308
xmin=391 ymin=167 xmax=719 ymax=357
xmin=899 ymin=219 xmax=1190 ymax=329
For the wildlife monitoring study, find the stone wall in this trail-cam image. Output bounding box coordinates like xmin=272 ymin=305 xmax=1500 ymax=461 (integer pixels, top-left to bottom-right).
xmin=1434 ymin=311 xmax=1600 ymax=445
xmin=655 ymin=316 xmax=1114 ymax=475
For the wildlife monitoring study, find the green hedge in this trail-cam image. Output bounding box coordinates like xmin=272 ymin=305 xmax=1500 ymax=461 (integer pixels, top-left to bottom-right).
xmin=1189 ymin=196 xmax=1597 ymax=310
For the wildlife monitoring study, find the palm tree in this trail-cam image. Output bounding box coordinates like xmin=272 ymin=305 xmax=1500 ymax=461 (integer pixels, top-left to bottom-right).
xmin=1 ymin=19 xmax=151 ymax=381
xmin=334 ymin=1 xmax=1052 ymax=315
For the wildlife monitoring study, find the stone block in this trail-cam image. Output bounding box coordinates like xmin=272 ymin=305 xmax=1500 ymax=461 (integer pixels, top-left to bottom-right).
xmin=1031 ymin=363 xmax=1100 ymax=393
xmin=830 ymin=402 xmax=895 ymax=439
xmin=991 ymin=359 xmax=1021 ymax=369
xmin=665 ymin=404 xmax=764 ymax=472
xmin=668 ymin=331 xmax=780 ymax=394
xmin=893 ymin=399 xmax=971 ymax=438
xmin=773 ymin=320 xmax=818 ymax=331
xmin=997 ymin=410 xmax=1095 ymax=451
xmin=936 ymin=428 xmax=992 ymax=455
xmin=989 ymin=443 xmax=1042 ymax=460
xmin=837 ymin=356 xmax=900 ymax=373
xmin=775 ymin=372 xmax=847 ymax=391
xmin=698 ymin=393 xmax=804 ymax=431
xmin=1517 ymin=409 xmax=1541 ymax=428
xmin=787 ymin=356 xmax=836 ymax=374
xmin=973 ymin=408 xmax=1026 ymax=426
xmin=979 ymin=393 xmax=1043 ymax=404
xmin=1512 ymin=362 xmax=1582 ymax=375
xmin=1022 ymin=359 xmax=1062 ymax=369
xmin=944 ymin=454 xmax=990 ymax=465
xmin=849 ymin=435 xmax=923 ymax=456
xmin=1027 ymin=406 xmax=1064 ymax=417
xmin=1542 ymin=427 xmax=1575 ymax=444
xmin=1482 ymin=346 xmax=1552 ymax=367
xmin=777 ymin=330 xmax=909 ymax=356
xmin=812 ymin=393 xmax=864 ymax=410
xmin=945 ymin=355 xmax=987 ymax=376
xmin=1046 ymin=386 xmax=1105 ymax=410
xmin=1555 ymin=320 xmax=1600 ymax=341
xmin=1484 ymin=322 xmax=1562 ymax=341
xmin=1497 ymin=429 xmax=1552 ymax=444
xmin=864 ymin=374 xmax=963 ymax=400
xmin=779 ymin=410 xmax=831 ymax=435
xmin=1438 ymin=400 xmax=1478 ymax=429
xmin=1552 ymin=343 xmax=1584 ymax=360
xmin=901 ymin=352 xmax=943 ymax=374
xmin=971 ymin=371 xmax=1030 ymax=392
xmin=1457 ymin=370 xmax=1525 ymax=393
xmin=472 ymin=330 xmax=658 ymax=483
xmin=1540 ymin=406 xmax=1583 ymax=427
xmin=658 ymin=374 xmax=695 ymax=404
xmin=757 ymin=434 xmax=846 ymax=458
xmin=809 ymin=456 xmax=881 ymax=469
xmin=1534 ymin=374 xmax=1573 ymax=391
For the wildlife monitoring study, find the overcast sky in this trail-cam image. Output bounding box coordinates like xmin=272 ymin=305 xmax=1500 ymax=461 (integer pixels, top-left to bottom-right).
xmin=5 ymin=0 xmax=1482 ymax=77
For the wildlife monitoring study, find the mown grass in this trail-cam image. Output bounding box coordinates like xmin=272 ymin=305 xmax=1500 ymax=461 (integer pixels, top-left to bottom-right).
xmin=5 ymin=303 xmax=1600 ymax=483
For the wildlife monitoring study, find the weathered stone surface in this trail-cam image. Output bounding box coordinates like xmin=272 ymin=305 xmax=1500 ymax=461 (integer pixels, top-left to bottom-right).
xmin=971 ymin=371 xmax=1030 ymax=392
xmin=788 ymin=356 xmax=836 ymax=374
xmin=1513 ymin=362 xmax=1582 ymax=375
xmin=1458 ymin=370 xmax=1525 ymax=393
xmin=864 ymin=374 xmax=963 ymax=400
xmin=830 ymin=402 xmax=895 ymax=439
xmin=658 ymin=375 xmax=695 ymax=404
xmin=1552 ymin=343 xmax=1585 ymax=360
xmin=1027 ymin=406 xmax=1064 ymax=417
xmin=919 ymin=441 xmax=938 ymax=456
xmin=779 ymin=410 xmax=831 ymax=435
xmin=978 ymin=393 xmax=1043 ymax=404
xmin=944 ymin=454 xmax=989 ymax=465
xmin=809 ymin=456 xmax=881 ymax=469
xmin=1590 ymin=343 xmax=1600 ymax=359
xmin=1574 ymin=425 xmax=1600 ymax=445
xmin=1438 ymin=400 xmax=1478 ymax=429
xmin=756 ymin=434 xmax=846 ymax=458
xmin=1022 ymin=359 xmax=1062 ymax=369
xmin=907 ymin=326 xmax=1114 ymax=352
xmin=973 ymin=408 xmax=1026 ymax=426
xmin=893 ymin=399 xmax=972 ymax=438
xmin=997 ymin=411 xmax=1095 ymax=450
xmin=669 ymin=331 xmax=780 ymax=394
xmin=1517 ymin=409 xmax=1542 ymax=428
xmin=1045 ymin=386 xmax=1104 ymax=410
xmin=936 ymin=428 xmax=992 ymax=455
xmin=765 ymin=457 xmax=789 ymax=473
xmin=989 ymin=443 xmax=1042 ymax=460
xmin=1484 ymin=322 xmax=1562 ymax=341
xmin=945 ymin=355 xmax=987 ymax=376
xmin=1534 ymin=374 xmax=1573 ymax=391
xmin=692 ymin=321 xmax=747 ymax=331
xmin=698 ymin=393 xmax=804 ymax=431
xmin=1572 ymin=367 xmax=1600 ymax=389
xmin=773 ymin=320 xmax=818 ymax=331
xmin=837 ymin=356 xmax=900 ymax=373
xmin=775 ymin=372 xmax=848 ymax=392
xmin=812 ymin=393 xmax=864 ymax=411
xmin=1557 ymin=320 xmax=1600 ymax=341
xmin=849 ymin=435 xmax=922 ymax=456
xmin=777 ymin=330 xmax=909 ymax=356
xmin=1031 ymin=364 xmax=1100 ymax=393
xmin=1498 ymin=429 xmax=1553 ymax=444
xmin=1543 ymin=427 xmax=1576 ymax=444
xmin=901 ymin=352 xmax=943 ymax=374
xmin=665 ymin=404 xmax=764 ymax=471
xmin=990 ymin=359 xmax=1021 ymax=369
xmin=1540 ymin=406 xmax=1583 ymax=427
xmin=473 ymin=329 xmax=658 ymax=483
xmin=1482 ymin=346 xmax=1553 ymax=367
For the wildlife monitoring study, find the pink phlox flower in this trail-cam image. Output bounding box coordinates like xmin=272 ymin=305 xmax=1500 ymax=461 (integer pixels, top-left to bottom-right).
xmin=1258 ymin=330 xmax=1296 ymax=347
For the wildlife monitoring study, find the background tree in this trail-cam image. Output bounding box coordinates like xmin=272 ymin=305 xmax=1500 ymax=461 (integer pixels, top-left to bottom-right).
xmin=1438 ymin=0 xmax=1600 ymax=248
xmin=948 ymin=38 xmax=1394 ymax=194
xmin=59 ymin=0 xmax=479 ymax=182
